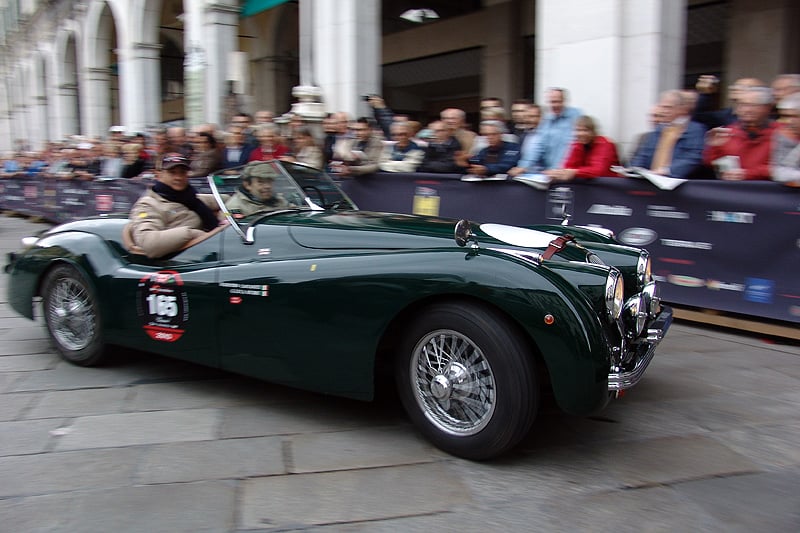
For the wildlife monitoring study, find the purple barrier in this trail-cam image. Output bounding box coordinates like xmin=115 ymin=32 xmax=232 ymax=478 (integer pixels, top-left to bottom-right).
xmin=339 ymin=173 xmax=800 ymax=324
xmin=2 ymin=173 xmax=798 ymax=323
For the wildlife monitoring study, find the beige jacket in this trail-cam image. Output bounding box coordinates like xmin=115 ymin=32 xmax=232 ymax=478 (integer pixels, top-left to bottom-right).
xmin=332 ymin=136 xmax=383 ymax=175
xmin=128 ymin=189 xmax=218 ymax=258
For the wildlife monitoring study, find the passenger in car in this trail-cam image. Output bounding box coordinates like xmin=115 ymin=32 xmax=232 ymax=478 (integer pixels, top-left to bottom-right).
xmin=127 ymin=153 xmax=224 ymax=258
xmin=225 ymin=163 xmax=289 ymax=217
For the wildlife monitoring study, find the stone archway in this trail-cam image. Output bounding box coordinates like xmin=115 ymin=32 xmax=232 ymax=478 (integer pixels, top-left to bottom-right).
xmin=158 ymin=0 xmax=185 ymax=124
xmin=56 ymin=31 xmax=81 ymax=139
xmin=83 ymin=0 xmax=120 ymax=137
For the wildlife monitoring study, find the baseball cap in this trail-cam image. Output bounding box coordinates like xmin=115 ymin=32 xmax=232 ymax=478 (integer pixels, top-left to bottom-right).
xmin=162 ymin=153 xmax=190 ymax=170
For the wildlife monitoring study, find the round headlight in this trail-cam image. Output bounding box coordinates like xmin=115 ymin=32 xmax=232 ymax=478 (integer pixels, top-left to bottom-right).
xmin=605 ymin=270 xmax=624 ymax=321
xmin=641 ymin=281 xmax=661 ymax=317
xmin=622 ymin=294 xmax=648 ymax=338
xmin=637 ymin=251 xmax=652 ymax=287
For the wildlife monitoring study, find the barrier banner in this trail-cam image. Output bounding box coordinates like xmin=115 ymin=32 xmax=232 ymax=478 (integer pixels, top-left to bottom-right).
xmin=339 ymin=173 xmax=800 ymax=324
xmin=2 ymin=173 xmax=798 ymax=323
xmin=0 ymin=179 xmax=26 ymax=214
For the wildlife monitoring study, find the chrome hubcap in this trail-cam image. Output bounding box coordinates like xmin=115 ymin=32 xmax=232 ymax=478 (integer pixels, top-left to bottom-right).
xmin=47 ymin=277 xmax=95 ymax=351
xmin=411 ymin=329 xmax=496 ymax=436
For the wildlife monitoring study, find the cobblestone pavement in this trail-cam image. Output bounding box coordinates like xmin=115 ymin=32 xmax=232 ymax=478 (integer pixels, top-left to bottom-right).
xmin=1 ymin=215 xmax=799 ymax=532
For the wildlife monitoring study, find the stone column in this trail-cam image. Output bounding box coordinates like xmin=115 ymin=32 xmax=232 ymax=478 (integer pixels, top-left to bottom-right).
xmin=0 ymin=82 xmax=10 ymax=152
xmin=119 ymin=42 xmax=162 ymax=132
xmin=81 ymin=67 xmax=111 ymax=138
xmin=12 ymin=66 xmax=30 ymax=148
xmin=203 ymin=3 xmax=240 ymax=127
xmin=183 ymin=0 xmax=206 ymax=129
xmin=536 ymin=0 xmax=686 ymax=156
xmin=310 ymin=0 xmax=380 ymax=117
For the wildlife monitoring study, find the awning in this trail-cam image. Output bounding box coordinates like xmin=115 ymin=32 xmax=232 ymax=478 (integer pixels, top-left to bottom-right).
xmin=241 ymin=0 xmax=291 ymax=18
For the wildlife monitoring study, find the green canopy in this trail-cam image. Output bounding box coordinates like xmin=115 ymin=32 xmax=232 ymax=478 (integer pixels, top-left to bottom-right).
xmin=241 ymin=0 xmax=291 ymax=17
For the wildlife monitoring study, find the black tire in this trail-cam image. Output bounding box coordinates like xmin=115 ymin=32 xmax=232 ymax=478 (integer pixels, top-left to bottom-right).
xmin=41 ymin=265 xmax=106 ymax=366
xmin=395 ymin=302 xmax=538 ymax=460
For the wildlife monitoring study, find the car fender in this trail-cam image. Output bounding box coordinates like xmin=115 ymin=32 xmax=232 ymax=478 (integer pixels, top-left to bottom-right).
xmin=7 ymin=231 xmax=123 ymax=320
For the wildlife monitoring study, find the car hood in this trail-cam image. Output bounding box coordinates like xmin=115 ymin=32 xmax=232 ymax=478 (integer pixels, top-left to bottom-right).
xmin=285 ymin=211 xmax=559 ymax=251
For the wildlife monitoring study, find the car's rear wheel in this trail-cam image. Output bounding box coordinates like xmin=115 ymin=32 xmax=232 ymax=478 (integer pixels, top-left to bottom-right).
xmin=396 ymin=302 xmax=538 ymax=460
xmin=42 ymin=265 xmax=106 ymax=366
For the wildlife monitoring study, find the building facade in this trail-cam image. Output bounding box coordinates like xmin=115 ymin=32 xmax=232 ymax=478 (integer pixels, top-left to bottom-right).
xmin=1 ymin=0 xmax=798 ymax=154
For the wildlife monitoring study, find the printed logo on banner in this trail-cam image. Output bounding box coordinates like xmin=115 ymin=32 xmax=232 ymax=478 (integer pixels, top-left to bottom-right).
xmin=412 ymin=186 xmax=440 ymax=217
xmin=790 ymin=305 xmax=800 ymax=318
xmin=660 ymin=238 xmax=713 ymax=250
xmin=744 ymin=278 xmax=774 ymax=304
xmin=647 ymin=205 xmax=689 ymax=219
xmin=547 ymin=187 xmax=575 ymax=220
xmin=706 ymin=211 xmax=756 ymax=223
xmin=667 ymin=275 xmax=705 ymax=288
xmin=136 ymin=270 xmax=188 ymax=342
xmin=619 ymin=227 xmax=657 ymax=246
xmin=586 ymin=204 xmax=632 ymax=216
xmin=95 ymin=194 xmax=114 ymax=212
xmin=24 ymin=185 xmax=38 ymax=199
xmin=706 ymin=279 xmax=745 ymax=292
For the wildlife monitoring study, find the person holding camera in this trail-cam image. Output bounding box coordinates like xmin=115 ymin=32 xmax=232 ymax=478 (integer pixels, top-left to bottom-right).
xmin=330 ymin=117 xmax=382 ymax=177
xmin=364 ymin=95 xmax=395 ymax=139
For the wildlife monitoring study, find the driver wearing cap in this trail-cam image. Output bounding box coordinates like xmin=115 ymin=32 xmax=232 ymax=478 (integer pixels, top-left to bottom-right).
xmin=127 ymin=153 xmax=224 ymax=258
xmin=225 ymin=163 xmax=289 ymax=217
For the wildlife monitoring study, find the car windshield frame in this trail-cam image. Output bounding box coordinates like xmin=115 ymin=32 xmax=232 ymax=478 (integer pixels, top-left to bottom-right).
xmin=205 ymin=160 xmax=358 ymax=241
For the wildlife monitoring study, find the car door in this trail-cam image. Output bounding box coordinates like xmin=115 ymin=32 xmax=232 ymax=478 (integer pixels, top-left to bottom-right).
xmin=106 ymin=233 xmax=223 ymax=368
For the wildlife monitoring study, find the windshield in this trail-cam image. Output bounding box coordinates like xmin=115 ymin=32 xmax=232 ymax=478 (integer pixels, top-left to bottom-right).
xmin=208 ymin=161 xmax=357 ymax=222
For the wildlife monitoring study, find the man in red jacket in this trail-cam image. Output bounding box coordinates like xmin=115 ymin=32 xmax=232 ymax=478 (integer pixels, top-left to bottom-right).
xmin=704 ymin=87 xmax=777 ymax=180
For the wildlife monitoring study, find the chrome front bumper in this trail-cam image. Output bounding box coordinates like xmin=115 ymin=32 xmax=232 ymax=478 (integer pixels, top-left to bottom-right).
xmin=607 ymin=305 xmax=673 ymax=391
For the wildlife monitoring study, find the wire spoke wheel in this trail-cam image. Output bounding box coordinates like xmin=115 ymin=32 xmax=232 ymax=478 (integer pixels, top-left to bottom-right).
xmin=413 ymin=329 xmax=496 ymax=436
xmin=42 ymin=265 xmax=106 ymax=366
xmin=46 ymin=276 xmax=96 ymax=351
xmin=396 ymin=302 xmax=538 ymax=460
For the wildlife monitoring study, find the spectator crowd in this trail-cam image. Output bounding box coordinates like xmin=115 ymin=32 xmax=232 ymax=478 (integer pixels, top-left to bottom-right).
xmin=3 ymin=73 xmax=800 ymax=186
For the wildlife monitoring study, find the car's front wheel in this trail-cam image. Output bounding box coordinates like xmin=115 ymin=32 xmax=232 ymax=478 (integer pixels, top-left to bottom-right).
xmin=42 ymin=265 xmax=106 ymax=366
xmin=396 ymin=302 xmax=538 ymax=460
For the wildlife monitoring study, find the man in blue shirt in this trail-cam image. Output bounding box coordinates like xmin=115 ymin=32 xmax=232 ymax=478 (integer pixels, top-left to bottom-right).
xmin=534 ymin=88 xmax=582 ymax=170
xmin=463 ymin=120 xmax=520 ymax=179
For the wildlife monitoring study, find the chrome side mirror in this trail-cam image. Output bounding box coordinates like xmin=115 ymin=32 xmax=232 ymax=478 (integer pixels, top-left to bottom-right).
xmin=454 ymin=219 xmax=476 ymax=248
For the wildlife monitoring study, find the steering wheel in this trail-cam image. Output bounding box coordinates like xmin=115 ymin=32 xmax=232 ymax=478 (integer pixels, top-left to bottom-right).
xmin=302 ymin=185 xmax=325 ymax=206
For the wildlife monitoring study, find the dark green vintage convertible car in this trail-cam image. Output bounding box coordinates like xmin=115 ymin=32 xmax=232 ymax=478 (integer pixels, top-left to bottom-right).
xmin=6 ymin=161 xmax=671 ymax=459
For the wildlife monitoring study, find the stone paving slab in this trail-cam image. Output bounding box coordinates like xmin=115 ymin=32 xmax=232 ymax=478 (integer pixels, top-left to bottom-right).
xmin=0 ymin=418 xmax=68 ymax=456
xmin=0 ymin=324 xmax=49 ymax=341
xmin=0 ymin=480 xmax=237 ymax=533
xmin=125 ymin=378 xmax=294 ymax=412
xmin=672 ymin=467 xmax=800 ymax=532
xmin=590 ymin=434 xmax=759 ymax=487
xmin=0 ymin=391 xmax=38 ymax=421
xmin=239 ymin=463 xmax=470 ymax=530
xmin=53 ymin=408 xmax=219 ymax=451
xmin=26 ymin=387 xmax=131 ymax=419
xmin=136 ymin=436 xmax=285 ymax=484
xmin=0 ymin=447 xmax=142 ymax=498
xmin=0 ymin=338 xmax=51 ymax=356
xmin=289 ymin=426 xmax=443 ymax=473
xmin=218 ymin=400 xmax=404 ymax=440
xmin=0 ymin=353 xmax=59 ymax=372
xmin=709 ymin=421 xmax=800 ymax=470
